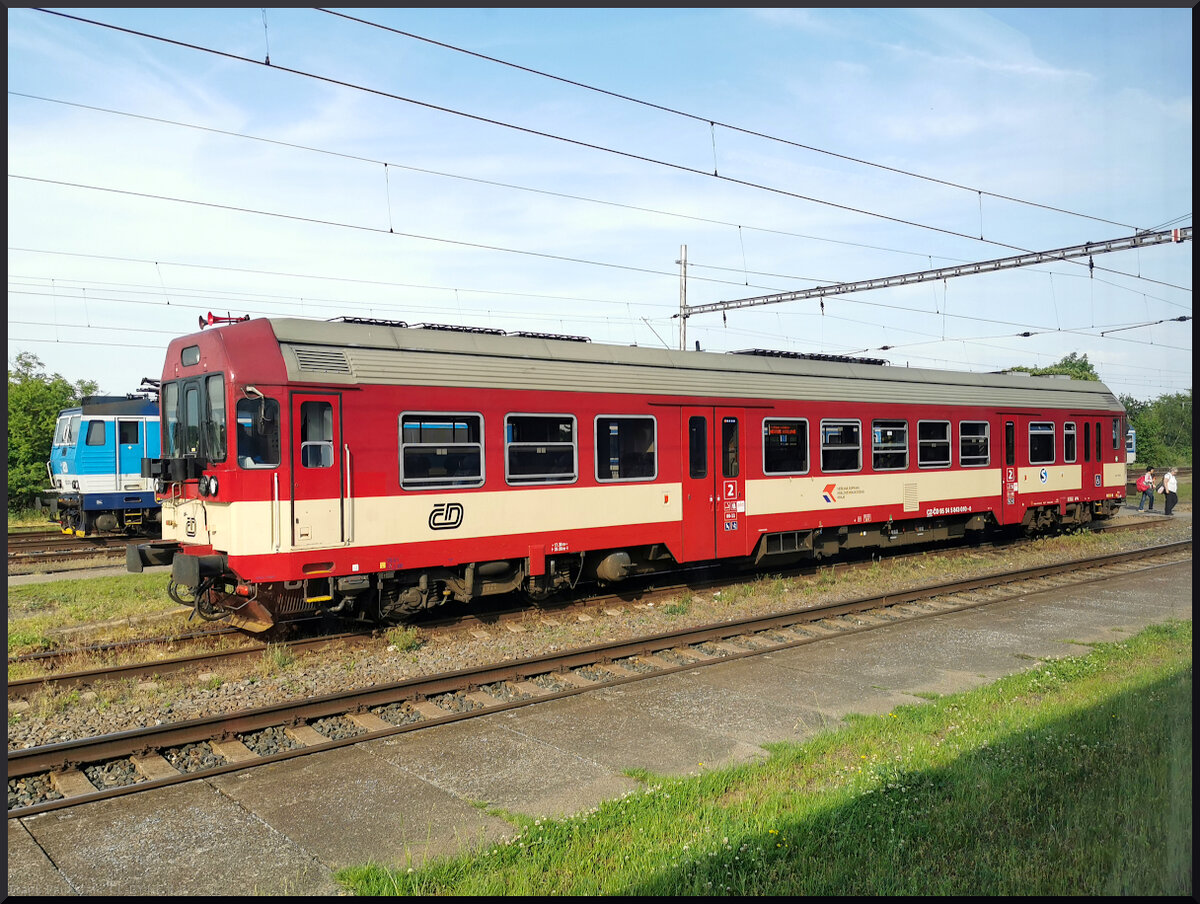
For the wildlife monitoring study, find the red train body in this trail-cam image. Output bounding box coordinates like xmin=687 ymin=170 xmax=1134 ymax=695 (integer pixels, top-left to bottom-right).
xmin=130 ymin=317 xmax=1128 ymax=632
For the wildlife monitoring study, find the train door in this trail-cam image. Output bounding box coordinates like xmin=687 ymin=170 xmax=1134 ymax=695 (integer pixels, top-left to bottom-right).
xmin=680 ymin=407 xmax=747 ymax=561
xmin=116 ymin=419 xmax=144 ymax=488
xmin=1001 ymin=419 xmax=1018 ymax=524
xmin=1080 ymin=418 xmax=1102 ymax=495
xmin=290 ymin=393 xmax=344 ymax=548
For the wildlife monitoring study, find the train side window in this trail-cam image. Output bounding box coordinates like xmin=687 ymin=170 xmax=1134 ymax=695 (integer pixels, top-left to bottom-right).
xmin=300 ymin=401 xmax=334 ymax=468
xmin=1029 ymin=422 xmax=1055 ymax=465
xmin=595 ymin=416 xmax=656 ymax=482
xmin=1111 ymin=418 xmax=1120 ymax=453
xmin=1063 ymin=422 xmax=1077 ymax=463
xmin=722 ymin=417 xmax=739 ymax=478
xmin=689 ymin=416 xmax=707 ymax=479
xmin=959 ymin=421 xmax=989 ymax=467
xmin=505 ymin=414 xmax=577 ymax=485
xmin=118 ymin=421 xmax=140 ymax=445
xmin=820 ymin=419 xmax=861 ymax=473
xmin=764 ymin=419 xmax=808 ymax=475
xmin=1005 ymin=421 xmax=1014 ymax=466
xmin=1095 ymin=421 xmax=1101 ymax=462
xmin=236 ymin=398 xmax=280 ymax=468
xmin=872 ymin=419 xmax=907 ymax=470
xmin=918 ymin=420 xmax=951 ymax=468
xmin=1083 ymin=422 xmax=1091 ymax=462
xmin=86 ymin=421 xmax=106 ymax=446
xmin=400 ymin=413 xmax=484 ymax=489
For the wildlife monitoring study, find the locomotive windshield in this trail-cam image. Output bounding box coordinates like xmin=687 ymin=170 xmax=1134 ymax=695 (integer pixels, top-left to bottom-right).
xmin=161 ymin=374 xmax=227 ymax=464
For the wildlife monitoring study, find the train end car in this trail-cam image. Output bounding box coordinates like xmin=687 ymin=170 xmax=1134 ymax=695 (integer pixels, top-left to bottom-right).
xmin=47 ymin=394 xmax=162 ymax=536
xmin=129 ymin=316 xmax=1129 ymax=634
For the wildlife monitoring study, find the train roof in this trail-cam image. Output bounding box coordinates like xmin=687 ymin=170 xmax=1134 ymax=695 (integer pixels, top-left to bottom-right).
xmin=57 ymin=396 xmax=159 ymax=418
xmin=223 ymin=317 xmax=1124 ymax=412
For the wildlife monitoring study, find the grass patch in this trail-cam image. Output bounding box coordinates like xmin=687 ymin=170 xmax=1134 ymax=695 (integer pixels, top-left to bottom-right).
xmin=7 ymin=573 xmax=182 ymax=659
xmin=337 ymin=621 xmax=1191 ymax=896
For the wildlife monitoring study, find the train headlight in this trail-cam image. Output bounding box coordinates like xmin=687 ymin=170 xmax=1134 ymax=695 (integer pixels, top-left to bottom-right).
xmin=207 ymin=476 xmax=218 ymax=497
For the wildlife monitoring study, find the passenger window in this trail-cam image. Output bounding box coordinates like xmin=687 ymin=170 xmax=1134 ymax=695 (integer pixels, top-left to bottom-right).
xmin=764 ymin=419 xmax=808 ymax=475
xmin=820 ymin=420 xmax=861 ymax=473
xmin=505 ymin=414 xmax=576 ymax=485
xmin=872 ymin=419 xmax=907 ymax=470
xmin=918 ymin=421 xmax=951 ymax=468
xmin=300 ymin=401 xmax=334 ymax=469
xmin=596 ymin=416 xmax=656 ymax=481
xmin=86 ymin=421 xmax=106 ymax=446
xmin=959 ymin=421 xmax=989 ymax=467
xmin=1029 ymin=422 xmax=1055 ymax=465
xmin=400 ymin=413 xmax=484 ymax=488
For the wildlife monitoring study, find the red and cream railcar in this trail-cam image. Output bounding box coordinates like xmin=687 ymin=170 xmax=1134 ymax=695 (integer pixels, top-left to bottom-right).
xmin=129 ymin=317 xmax=1128 ymax=632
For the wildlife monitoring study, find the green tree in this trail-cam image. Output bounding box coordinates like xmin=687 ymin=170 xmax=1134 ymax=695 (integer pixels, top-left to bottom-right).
xmin=7 ymin=354 xmax=100 ymax=509
xmin=1008 ymin=352 xmax=1100 ymax=381
xmin=1120 ymin=390 xmax=1192 ymax=467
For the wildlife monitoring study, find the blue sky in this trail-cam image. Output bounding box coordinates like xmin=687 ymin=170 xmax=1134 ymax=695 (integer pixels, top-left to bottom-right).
xmin=7 ymin=8 xmax=1192 ymax=400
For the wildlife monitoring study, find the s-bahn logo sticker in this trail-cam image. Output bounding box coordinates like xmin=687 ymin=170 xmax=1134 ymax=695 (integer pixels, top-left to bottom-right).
xmin=429 ymin=502 xmax=464 ymax=531
xmin=1039 ymin=468 xmax=1048 ymax=484
xmin=822 ymin=484 xmax=837 ymax=504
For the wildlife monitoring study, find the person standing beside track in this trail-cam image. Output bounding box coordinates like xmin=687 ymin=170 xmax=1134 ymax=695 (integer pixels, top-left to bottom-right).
xmin=1162 ymin=467 xmax=1179 ymax=516
xmin=1136 ymin=466 xmax=1156 ymax=512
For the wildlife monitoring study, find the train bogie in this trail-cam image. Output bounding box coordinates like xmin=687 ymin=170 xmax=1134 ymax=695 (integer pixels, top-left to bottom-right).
xmin=129 ymin=317 xmax=1129 ymax=632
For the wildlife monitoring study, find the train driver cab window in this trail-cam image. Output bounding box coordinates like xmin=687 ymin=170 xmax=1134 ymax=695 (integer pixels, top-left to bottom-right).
xmin=1029 ymin=422 xmax=1055 ymax=465
xmin=596 ymin=416 xmax=656 ymax=481
xmin=400 ymin=413 xmax=484 ymax=489
xmin=1063 ymin=422 xmax=1077 ymax=463
xmin=872 ymin=419 xmax=907 ymax=470
xmin=959 ymin=421 xmax=990 ymax=467
xmin=764 ymin=419 xmax=808 ymax=474
xmin=820 ymin=419 xmax=861 ymax=473
xmin=918 ymin=421 xmax=951 ymax=468
xmin=86 ymin=421 xmax=106 ymax=446
xmin=118 ymin=421 xmax=140 ymax=445
xmin=204 ymin=374 xmax=226 ymax=462
xmin=505 ymin=414 xmax=576 ymax=485
xmin=300 ymin=401 xmax=334 ymax=468
xmin=236 ymin=397 xmax=280 ymax=468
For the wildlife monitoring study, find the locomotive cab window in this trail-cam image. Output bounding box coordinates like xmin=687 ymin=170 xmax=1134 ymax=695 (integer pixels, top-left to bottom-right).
xmin=764 ymin=419 xmax=808 ymax=475
xmin=400 ymin=413 xmax=484 ymax=489
xmin=820 ymin=420 xmax=861 ymax=473
xmin=161 ymin=375 xmax=226 ymax=464
xmin=505 ymin=414 xmax=576 ymax=485
xmin=1029 ymin=422 xmax=1055 ymax=465
xmin=917 ymin=421 xmax=951 ymax=468
xmin=596 ymin=416 xmax=656 ymax=481
xmin=959 ymin=421 xmax=990 ymax=467
xmin=872 ymin=419 xmax=907 ymax=470
xmin=85 ymin=421 xmax=106 ymax=446
xmin=236 ymin=397 xmax=280 ymax=468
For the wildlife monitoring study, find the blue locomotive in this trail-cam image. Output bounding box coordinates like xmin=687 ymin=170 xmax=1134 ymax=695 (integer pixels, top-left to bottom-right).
xmin=46 ymin=394 xmax=162 ymax=536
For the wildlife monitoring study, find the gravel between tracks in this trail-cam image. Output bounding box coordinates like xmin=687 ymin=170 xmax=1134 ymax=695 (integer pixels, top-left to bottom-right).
xmin=7 ymin=511 xmax=1190 ymax=751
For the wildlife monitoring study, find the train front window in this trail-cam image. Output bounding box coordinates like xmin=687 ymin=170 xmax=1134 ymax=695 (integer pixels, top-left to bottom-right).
xmin=161 ymin=375 xmax=229 ymax=464
xmin=163 ymin=382 xmax=180 ymax=456
xmin=204 ymin=374 xmax=227 ymax=462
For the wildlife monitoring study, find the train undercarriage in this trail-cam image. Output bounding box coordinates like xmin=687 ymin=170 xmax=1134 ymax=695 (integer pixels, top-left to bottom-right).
xmin=136 ymin=499 xmax=1124 ymax=635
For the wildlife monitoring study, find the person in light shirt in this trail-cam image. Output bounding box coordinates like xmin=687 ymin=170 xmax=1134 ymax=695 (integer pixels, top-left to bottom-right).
xmin=1162 ymin=467 xmax=1178 ymax=516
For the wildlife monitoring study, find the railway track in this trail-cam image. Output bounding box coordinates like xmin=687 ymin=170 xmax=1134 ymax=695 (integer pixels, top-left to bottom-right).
xmin=8 ymin=512 xmax=1174 ymax=691
xmin=8 ymin=539 xmax=1190 ymax=818
xmin=7 ymin=530 xmax=146 ymax=569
